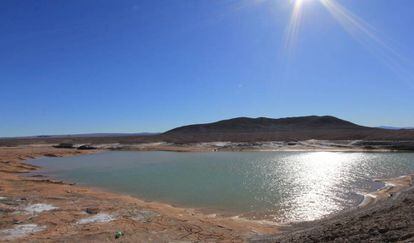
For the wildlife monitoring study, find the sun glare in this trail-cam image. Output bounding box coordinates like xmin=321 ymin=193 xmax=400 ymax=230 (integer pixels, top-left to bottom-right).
xmin=293 ymin=0 xmax=314 ymax=7
xmin=284 ymin=0 xmax=317 ymax=58
xmin=284 ymin=0 xmax=307 ymax=58
xmin=283 ymin=0 xmax=414 ymax=87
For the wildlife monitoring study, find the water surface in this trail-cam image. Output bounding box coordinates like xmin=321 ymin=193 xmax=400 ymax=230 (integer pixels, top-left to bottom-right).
xmin=29 ymin=151 xmax=414 ymax=223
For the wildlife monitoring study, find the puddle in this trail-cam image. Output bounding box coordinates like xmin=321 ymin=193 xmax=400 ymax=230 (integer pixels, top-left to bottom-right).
xmin=0 ymin=224 xmax=46 ymax=240
xmin=77 ymin=213 xmax=116 ymax=224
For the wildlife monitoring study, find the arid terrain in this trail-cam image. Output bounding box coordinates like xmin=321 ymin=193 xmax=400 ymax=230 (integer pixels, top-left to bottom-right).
xmin=1 ymin=116 xmax=414 ymax=242
xmin=1 ymin=116 xmax=414 ymax=149
xmin=1 ymin=145 xmax=414 ymax=242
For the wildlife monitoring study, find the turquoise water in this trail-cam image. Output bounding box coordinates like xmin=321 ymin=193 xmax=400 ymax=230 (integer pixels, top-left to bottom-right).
xmin=29 ymin=151 xmax=414 ymax=223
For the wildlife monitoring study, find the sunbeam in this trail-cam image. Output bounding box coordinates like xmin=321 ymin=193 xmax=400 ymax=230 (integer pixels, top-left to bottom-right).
xmin=281 ymin=0 xmax=414 ymax=87
xmin=283 ymin=0 xmax=306 ymax=59
xmin=319 ymin=0 xmax=414 ymax=87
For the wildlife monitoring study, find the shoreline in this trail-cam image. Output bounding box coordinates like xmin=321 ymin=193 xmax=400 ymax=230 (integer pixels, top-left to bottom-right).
xmin=358 ymin=175 xmax=413 ymax=208
xmin=0 ymin=145 xmax=281 ymax=242
xmin=100 ymin=140 xmax=414 ymax=153
xmin=1 ymin=145 xmax=413 ymax=242
xmin=256 ymin=181 xmax=414 ymax=242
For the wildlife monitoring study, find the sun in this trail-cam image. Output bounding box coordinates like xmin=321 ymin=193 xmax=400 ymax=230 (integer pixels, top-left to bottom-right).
xmin=284 ymin=0 xmax=314 ymax=56
xmin=294 ymin=0 xmax=315 ymax=5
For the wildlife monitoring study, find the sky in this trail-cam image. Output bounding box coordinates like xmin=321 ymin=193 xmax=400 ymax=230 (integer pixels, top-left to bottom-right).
xmin=1 ymin=0 xmax=414 ymax=137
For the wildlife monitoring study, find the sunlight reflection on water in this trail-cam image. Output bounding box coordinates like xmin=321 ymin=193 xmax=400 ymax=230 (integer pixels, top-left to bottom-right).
xmin=29 ymin=151 xmax=414 ymax=223
xmin=277 ymin=152 xmax=362 ymax=222
xmin=249 ymin=152 xmax=366 ymax=222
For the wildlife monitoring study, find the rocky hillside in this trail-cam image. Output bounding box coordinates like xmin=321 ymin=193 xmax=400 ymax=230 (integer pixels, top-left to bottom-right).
xmin=165 ymin=116 xmax=366 ymax=134
xmin=162 ymin=116 xmax=414 ymax=143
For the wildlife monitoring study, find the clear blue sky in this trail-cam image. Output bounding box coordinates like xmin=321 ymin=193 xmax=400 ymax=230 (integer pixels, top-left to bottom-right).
xmin=1 ymin=0 xmax=414 ymax=137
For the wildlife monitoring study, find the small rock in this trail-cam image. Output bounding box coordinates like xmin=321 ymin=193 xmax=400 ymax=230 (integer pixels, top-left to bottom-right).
xmin=86 ymin=208 xmax=99 ymax=214
xmin=53 ymin=143 xmax=74 ymax=149
xmin=44 ymin=154 xmax=58 ymax=157
xmin=378 ymin=227 xmax=388 ymax=234
xmin=77 ymin=145 xmax=97 ymax=150
xmin=12 ymin=219 xmax=22 ymax=225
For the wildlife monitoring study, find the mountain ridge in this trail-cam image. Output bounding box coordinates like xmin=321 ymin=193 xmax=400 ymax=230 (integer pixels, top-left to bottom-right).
xmin=161 ymin=115 xmax=414 ymax=143
xmin=164 ymin=115 xmax=369 ymax=134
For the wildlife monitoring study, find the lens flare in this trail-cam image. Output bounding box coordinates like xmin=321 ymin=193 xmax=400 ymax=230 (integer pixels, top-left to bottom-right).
xmin=284 ymin=0 xmax=305 ymax=59
xmin=282 ymin=0 xmax=414 ymax=87
xmin=319 ymin=0 xmax=414 ymax=87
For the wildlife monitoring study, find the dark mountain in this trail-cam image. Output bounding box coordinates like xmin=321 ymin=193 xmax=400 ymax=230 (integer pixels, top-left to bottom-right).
xmin=165 ymin=116 xmax=365 ymax=134
xmin=162 ymin=116 xmax=414 ymax=143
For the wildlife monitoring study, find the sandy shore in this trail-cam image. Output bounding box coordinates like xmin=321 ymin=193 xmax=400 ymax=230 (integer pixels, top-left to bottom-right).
xmin=0 ymin=146 xmax=280 ymax=242
xmin=102 ymin=140 xmax=403 ymax=152
xmin=1 ymin=145 xmax=413 ymax=242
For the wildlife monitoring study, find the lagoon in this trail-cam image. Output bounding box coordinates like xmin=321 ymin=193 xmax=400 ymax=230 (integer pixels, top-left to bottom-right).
xmin=29 ymin=151 xmax=414 ymax=223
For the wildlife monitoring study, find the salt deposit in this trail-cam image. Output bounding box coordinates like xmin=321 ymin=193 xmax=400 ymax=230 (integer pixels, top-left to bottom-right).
xmin=0 ymin=224 xmax=46 ymax=240
xmin=24 ymin=203 xmax=58 ymax=214
xmin=77 ymin=213 xmax=116 ymax=224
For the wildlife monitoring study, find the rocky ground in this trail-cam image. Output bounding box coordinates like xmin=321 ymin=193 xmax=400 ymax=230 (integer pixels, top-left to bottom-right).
xmin=99 ymin=140 xmax=411 ymax=152
xmin=250 ymin=184 xmax=414 ymax=242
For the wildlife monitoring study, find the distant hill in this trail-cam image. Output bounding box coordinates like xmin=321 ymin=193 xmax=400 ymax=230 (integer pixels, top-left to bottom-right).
xmin=378 ymin=126 xmax=414 ymax=130
xmin=0 ymin=133 xmax=159 ymax=139
xmin=162 ymin=116 xmax=414 ymax=142
xmin=1 ymin=116 xmax=414 ymax=146
xmin=0 ymin=133 xmax=160 ymax=146
xmin=165 ymin=116 xmax=365 ymax=134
